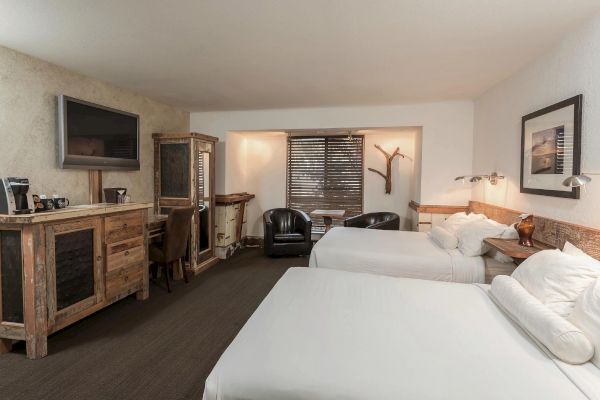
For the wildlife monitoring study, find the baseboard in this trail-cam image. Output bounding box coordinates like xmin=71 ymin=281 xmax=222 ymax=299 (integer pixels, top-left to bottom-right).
xmin=243 ymin=236 xmax=264 ymax=247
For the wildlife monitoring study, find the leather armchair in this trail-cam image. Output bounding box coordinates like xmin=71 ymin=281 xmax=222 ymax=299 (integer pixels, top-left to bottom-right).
xmin=264 ymin=208 xmax=313 ymax=256
xmin=344 ymin=212 xmax=400 ymax=230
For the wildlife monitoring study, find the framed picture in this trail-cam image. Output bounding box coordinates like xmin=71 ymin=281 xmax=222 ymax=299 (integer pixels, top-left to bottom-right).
xmin=520 ymin=95 xmax=582 ymax=199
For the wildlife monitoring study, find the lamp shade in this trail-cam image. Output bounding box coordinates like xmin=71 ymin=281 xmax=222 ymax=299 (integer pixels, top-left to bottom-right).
xmin=562 ymin=175 xmax=592 ymax=188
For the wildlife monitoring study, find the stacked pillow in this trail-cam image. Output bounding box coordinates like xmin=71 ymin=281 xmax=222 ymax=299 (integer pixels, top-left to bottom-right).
xmin=490 ymin=275 xmax=594 ymax=364
xmin=429 ymin=226 xmax=458 ymax=249
xmin=455 ymin=219 xmax=516 ymax=257
xmin=511 ymin=246 xmax=600 ymax=317
xmin=429 ymin=212 xmax=517 ymax=258
xmin=569 ymin=278 xmax=600 ymax=368
xmin=490 ymin=242 xmax=600 ymax=365
xmin=440 ymin=212 xmax=486 ymax=235
xmin=429 ymin=212 xmax=485 ymax=250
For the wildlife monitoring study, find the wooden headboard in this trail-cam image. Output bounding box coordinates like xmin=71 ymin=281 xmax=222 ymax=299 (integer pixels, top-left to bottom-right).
xmin=469 ymin=201 xmax=600 ymax=260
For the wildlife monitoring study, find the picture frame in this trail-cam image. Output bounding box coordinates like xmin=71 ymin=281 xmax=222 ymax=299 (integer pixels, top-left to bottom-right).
xmin=520 ymin=95 xmax=582 ymax=199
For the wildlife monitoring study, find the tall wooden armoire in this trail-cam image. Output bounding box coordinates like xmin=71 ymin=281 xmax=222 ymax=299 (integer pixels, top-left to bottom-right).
xmin=153 ymin=132 xmax=219 ymax=274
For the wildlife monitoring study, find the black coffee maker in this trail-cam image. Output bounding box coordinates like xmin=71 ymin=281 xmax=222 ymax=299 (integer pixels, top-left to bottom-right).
xmin=0 ymin=177 xmax=35 ymax=215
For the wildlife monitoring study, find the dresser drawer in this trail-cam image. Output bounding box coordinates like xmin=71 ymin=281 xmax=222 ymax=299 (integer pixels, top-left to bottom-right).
xmin=106 ymin=262 xmax=144 ymax=300
xmin=106 ymin=237 xmax=145 ymax=273
xmin=105 ymin=211 xmax=143 ymax=243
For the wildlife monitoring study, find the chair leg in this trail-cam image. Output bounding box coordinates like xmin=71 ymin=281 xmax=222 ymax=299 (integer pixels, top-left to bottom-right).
xmin=180 ymin=259 xmax=189 ymax=284
xmin=150 ymin=262 xmax=158 ymax=280
xmin=163 ymin=263 xmax=171 ymax=293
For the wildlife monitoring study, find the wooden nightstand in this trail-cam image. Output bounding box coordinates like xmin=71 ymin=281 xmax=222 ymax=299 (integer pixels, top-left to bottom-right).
xmin=484 ymin=238 xmax=554 ymax=265
xmin=483 ymin=238 xmax=554 ymax=283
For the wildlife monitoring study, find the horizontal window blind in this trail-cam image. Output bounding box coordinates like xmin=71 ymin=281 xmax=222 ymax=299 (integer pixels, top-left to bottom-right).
xmin=287 ymin=135 xmax=364 ymax=232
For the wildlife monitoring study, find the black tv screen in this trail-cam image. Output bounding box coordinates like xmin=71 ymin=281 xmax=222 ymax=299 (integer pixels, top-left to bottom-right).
xmin=58 ymin=95 xmax=140 ymax=170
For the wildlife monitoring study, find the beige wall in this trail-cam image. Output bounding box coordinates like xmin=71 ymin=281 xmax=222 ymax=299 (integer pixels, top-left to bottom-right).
xmin=473 ymin=14 xmax=600 ymax=227
xmin=0 ymin=45 xmax=189 ymax=205
xmin=226 ymin=129 xmax=420 ymax=236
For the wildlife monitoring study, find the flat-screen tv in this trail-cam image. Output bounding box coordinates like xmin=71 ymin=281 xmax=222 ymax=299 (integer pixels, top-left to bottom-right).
xmin=58 ymin=95 xmax=140 ymax=170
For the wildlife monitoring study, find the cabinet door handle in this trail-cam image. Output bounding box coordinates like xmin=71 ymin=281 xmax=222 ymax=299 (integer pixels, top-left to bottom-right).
xmin=96 ymin=256 xmax=102 ymax=262
xmin=122 ymin=223 xmax=128 ymax=229
xmin=124 ymin=251 xmax=130 ymax=256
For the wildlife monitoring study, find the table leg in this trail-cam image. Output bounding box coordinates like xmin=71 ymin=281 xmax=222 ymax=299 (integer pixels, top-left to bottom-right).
xmin=323 ymin=216 xmax=333 ymax=232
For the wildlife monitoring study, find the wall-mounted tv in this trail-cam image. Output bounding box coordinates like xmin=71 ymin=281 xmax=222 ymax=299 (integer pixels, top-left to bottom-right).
xmin=58 ymin=95 xmax=140 ymax=170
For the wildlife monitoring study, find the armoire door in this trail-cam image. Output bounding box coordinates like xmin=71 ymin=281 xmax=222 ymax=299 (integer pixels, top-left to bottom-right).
xmin=156 ymin=139 xmax=193 ymax=205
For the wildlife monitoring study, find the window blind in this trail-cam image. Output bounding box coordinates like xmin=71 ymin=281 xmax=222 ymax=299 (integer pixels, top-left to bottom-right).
xmin=287 ymin=135 xmax=364 ymax=232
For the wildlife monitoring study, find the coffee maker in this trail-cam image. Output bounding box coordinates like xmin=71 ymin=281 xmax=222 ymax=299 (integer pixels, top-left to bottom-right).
xmin=0 ymin=177 xmax=35 ymax=215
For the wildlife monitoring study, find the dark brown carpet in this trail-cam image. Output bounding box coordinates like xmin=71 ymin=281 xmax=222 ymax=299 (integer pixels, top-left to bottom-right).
xmin=0 ymin=248 xmax=308 ymax=400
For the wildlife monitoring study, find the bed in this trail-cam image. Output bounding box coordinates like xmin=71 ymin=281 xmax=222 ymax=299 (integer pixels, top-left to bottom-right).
xmin=308 ymin=227 xmax=487 ymax=283
xmin=204 ymin=267 xmax=600 ymax=400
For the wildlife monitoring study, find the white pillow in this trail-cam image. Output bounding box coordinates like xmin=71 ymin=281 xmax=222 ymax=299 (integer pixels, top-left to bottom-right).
xmin=512 ymin=249 xmax=600 ymax=317
xmin=455 ymin=219 xmax=507 ymax=257
xmin=488 ymin=248 xmax=514 ymax=264
xmin=440 ymin=212 xmax=486 ymax=235
xmin=500 ymin=225 xmax=519 ymax=240
xmin=490 ymin=275 xmax=594 ymax=364
xmin=429 ymin=226 xmax=458 ymax=249
xmin=569 ymin=279 xmax=600 ymax=368
xmin=563 ymin=241 xmax=597 ymax=262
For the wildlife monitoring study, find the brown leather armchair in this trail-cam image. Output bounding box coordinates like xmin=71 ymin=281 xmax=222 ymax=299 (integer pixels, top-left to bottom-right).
xmin=344 ymin=212 xmax=400 ymax=230
xmin=263 ymin=208 xmax=312 ymax=256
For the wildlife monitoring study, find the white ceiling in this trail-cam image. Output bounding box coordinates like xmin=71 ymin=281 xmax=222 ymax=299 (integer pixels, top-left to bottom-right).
xmin=1 ymin=0 xmax=599 ymax=111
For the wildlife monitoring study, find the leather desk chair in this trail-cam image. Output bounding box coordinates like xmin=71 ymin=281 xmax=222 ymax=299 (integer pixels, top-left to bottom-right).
xmin=149 ymin=206 xmax=195 ymax=292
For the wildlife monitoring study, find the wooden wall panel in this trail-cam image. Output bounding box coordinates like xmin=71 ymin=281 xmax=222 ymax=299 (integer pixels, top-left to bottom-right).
xmin=469 ymin=201 xmax=600 ymax=260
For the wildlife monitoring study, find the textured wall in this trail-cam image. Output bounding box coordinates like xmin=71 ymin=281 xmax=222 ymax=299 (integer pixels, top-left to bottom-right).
xmin=473 ymin=14 xmax=600 ymax=227
xmin=0 ymin=45 xmax=189 ymax=205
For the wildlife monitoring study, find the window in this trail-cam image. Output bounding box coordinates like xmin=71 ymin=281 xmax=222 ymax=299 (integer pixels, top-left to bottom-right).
xmin=287 ymin=135 xmax=364 ymax=232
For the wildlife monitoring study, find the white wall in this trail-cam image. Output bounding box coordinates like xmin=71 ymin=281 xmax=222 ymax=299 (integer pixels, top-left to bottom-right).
xmin=363 ymin=129 xmax=419 ymax=231
xmin=473 ymin=14 xmax=600 ymax=227
xmin=227 ymin=129 xmax=419 ymax=236
xmin=191 ymin=101 xmax=474 ymax=206
xmin=227 ymin=132 xmax=287 ymax=236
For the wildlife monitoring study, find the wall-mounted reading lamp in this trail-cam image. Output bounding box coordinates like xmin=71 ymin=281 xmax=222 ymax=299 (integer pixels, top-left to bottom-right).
xmin=454 ymin=172 xmax=505 ymax=185
xmin=562 ymin=173 xmax=600 ymax=188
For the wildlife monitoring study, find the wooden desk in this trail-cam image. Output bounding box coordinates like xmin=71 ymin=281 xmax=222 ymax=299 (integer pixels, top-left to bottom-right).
xmin=310 ymin=209 xmax=346 ymax=233
xmin=147 ymin=214 xmax=168 ymax=240
xmin=484 ymin=238 xmax=554 ymax=265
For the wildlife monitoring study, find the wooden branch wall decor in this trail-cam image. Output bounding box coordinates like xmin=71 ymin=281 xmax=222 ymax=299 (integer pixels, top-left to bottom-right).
xmin=368 ymin=144 xmax=407 ymax=194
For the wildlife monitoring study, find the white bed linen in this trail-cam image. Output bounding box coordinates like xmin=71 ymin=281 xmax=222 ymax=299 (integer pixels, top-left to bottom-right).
xmin=309 ymin=227 xmax=484 ymax=283
xmin=204 ymin=268 xmax=599 ymax=400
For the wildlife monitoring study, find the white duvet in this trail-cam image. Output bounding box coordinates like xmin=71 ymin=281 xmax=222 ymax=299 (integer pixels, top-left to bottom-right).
xmin=309 ymin=227 xmax=485 ymax=283
xmin=204 ymin=268 xmax=600 ymax=400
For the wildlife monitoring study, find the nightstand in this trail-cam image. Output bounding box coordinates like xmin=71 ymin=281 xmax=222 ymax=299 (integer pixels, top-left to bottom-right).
xmin=484 ymin=238 xmax=554 ymax=265
xmin=482 ymin=238 xmax=554 ymax=283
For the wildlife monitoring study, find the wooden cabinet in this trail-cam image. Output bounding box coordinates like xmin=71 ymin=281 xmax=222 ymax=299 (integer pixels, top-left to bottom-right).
xmin=105 ymin=211 xmax=146 ymax=303
xmin=153 ymin=132 xmax=219 ymax=274
xmin=45 ymin=218 xmax=104 ymax=333
xmin=0 ymin=203 xmax=151 ymax=359
xmin=215 ymin=193 xmax=254 ymax=259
